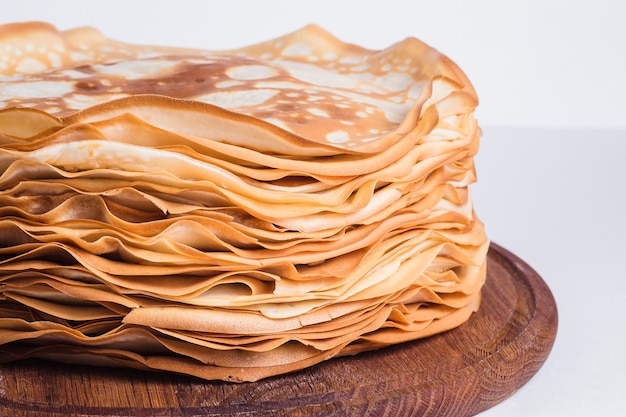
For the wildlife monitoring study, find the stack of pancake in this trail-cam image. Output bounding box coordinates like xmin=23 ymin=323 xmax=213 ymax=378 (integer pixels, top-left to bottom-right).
xmin=0 ymin=22 xmax=488 ymax=381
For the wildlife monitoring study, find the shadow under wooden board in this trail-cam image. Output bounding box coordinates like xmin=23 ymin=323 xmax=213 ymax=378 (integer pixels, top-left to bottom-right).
xmin=0 ymin=243 xmax=558 ymax=417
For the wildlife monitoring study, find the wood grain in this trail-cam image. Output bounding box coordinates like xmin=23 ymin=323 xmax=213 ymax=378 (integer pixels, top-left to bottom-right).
xmin=0 ymin=243 xmax=558 ymax=417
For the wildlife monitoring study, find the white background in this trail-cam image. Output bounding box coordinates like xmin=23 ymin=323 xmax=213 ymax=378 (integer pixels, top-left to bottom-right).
xmin=2 ymin=2 xmax=626 ymax=416
xmin=2 ymin=0 xmax=625 ymax=130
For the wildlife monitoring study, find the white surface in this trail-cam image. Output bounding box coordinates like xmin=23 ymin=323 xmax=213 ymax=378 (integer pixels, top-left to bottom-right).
xmin=473 ymin=126 xmax=626 ymax=416
xmin=1 ymin=0 xmax=626 ymax=130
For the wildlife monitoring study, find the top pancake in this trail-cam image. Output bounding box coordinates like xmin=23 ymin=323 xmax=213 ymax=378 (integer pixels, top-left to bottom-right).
xmin=0 ymin=21 xmax=477 ymax=154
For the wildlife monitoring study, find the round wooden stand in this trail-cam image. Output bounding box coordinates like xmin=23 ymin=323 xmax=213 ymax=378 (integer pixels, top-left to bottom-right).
xmin=0 ymin=243 xmax=558 ymax=416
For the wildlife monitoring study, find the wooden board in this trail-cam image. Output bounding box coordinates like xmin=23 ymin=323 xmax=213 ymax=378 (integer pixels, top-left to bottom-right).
xmin=0 ymin=243 xmax=558 ymax=417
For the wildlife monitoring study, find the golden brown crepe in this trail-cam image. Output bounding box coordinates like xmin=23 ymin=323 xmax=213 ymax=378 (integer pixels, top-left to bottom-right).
xmin=0 ymin=21 xmax=489 ymax=381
